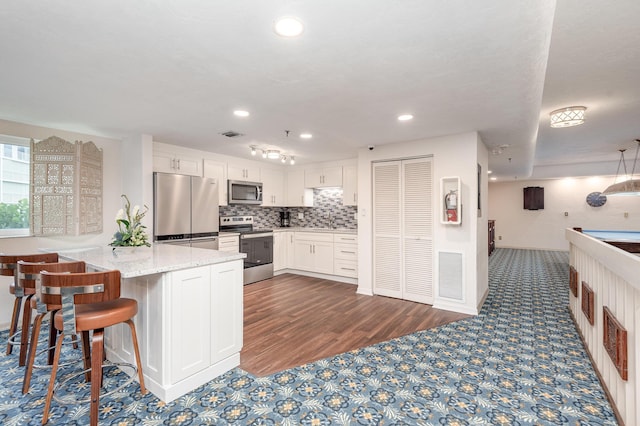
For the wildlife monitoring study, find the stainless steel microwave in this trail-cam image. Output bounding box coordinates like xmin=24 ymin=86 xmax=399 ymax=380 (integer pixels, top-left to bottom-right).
xmin=228 ymin=180 xmax=263 ymax=205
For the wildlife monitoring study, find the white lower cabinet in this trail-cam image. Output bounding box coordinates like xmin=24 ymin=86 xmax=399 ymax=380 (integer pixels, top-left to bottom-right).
xmin=218 ymin=235 xmax=239 ymax=252
xmin=273 ymin=231 xmax=289 ymax=271
xmin=210 ymin=260 xmax=243 ymax=364
xmin=334 ymin=240 xmax=358 ymax=278
xmin=170 ymin=266 xmax=211 ymax=383
xmin=107 ymin=259 xmax=243 ymax=402
xmin=293 ymin=232 xmax=334 ymax=274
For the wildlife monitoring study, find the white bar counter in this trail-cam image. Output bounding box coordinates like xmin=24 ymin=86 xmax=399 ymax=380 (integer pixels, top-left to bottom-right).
xmin=566 ymin=228 xmax=640 ymax=425
xmin=55 ymin=245 xmax=246 ymax=402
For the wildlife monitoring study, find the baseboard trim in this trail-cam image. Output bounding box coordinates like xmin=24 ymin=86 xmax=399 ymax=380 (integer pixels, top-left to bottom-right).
xmin=274 ymin=269 xmax=357 ymax=285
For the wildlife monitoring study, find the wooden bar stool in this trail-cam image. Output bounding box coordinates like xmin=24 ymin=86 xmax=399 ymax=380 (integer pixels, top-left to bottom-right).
xmin=17 ymin=260 xmax=86 ymax=394
xmin=0 ymin=253 xmax=58 ymax=364
xmin=40 ymin=269 xmax=146 ymax=426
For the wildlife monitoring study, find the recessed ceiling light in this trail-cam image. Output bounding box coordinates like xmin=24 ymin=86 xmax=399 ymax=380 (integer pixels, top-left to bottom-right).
xmin=397 ymin=114 xmax=413 ymax=121
xmin=233 ymin=110 xmax=250 ymax=117
xmin=487 ymin=170 xmax=492 ymax=174
xmin=274 ymin=17 xmax=304 ymax=37
xmin=300 ymin=133 xmax=312 ymax=139
xmin=490 ymin=177 xmax=497 ymax=181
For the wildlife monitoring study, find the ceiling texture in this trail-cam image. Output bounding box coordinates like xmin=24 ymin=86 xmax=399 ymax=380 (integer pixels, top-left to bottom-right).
xmin=1 ymin=1 xmax=639 ymax=180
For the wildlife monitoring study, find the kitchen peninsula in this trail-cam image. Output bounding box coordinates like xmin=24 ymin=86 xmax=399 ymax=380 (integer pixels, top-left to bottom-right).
xmin=54 ymin=244 xmax=245 ymax=402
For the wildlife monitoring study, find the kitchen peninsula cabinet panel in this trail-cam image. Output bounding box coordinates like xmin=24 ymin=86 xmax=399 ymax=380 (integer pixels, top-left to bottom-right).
xmin=286 ymin=169 xmax=314 ymax=207
xmin=170 ymin=266 xmax=212 ymax=383
xmin=305 ymin=166 xmax=343 ymax=188
xmin=210 ymin=261 xmax=243 ymax=364
xmin=154 ymin=150 xmax=202 ymax=176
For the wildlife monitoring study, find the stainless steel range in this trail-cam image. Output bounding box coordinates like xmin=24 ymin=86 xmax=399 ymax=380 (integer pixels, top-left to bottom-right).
xmin=220 ymin=216 xmax=273 ymax=285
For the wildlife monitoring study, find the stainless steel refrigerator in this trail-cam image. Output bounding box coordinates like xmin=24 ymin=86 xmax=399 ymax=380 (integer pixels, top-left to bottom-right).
xmin=153 ymin=172 xmax=219 ymax=249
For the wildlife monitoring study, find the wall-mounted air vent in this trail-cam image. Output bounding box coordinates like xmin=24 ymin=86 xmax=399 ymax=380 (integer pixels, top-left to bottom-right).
xmin=220 ymin=131 xmax=244 ymax=138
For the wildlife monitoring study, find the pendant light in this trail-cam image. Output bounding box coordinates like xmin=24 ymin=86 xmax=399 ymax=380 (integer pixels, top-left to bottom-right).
xmin=602 ymin=139 xmax=640 ymax=196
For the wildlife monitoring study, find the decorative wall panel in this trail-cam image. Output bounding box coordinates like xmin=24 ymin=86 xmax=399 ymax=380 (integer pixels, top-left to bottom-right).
xmin=603 ymin=306 xmax=628 ymax=381
xmin=569 ymin=265 xmax=578 ymax=297
xmin=581 ymin=281 xmax=595 ymax=326
xmin=30 ymin=136 xmax=103 ymax=236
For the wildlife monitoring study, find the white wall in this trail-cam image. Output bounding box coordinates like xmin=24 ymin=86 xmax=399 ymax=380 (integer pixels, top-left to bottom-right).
xmin=475 ymin=135 xmax=489 ymax=308
xmin=357 ymin=131 xmax=488 ymax=315
xmin=489 ymin=176 xmax=640 ymax=251
xmin=0 ymin=119 xmax=124 ymax=329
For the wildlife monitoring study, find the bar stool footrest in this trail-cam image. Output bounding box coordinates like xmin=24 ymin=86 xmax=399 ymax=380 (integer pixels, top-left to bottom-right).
xmin=52 ymin=362 xmax=139 ymax=405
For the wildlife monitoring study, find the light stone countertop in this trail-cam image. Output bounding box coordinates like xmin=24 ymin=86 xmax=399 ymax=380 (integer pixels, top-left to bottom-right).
xmin=50 ymin=245 xmax=246 ymax=278
xmin=273 ymin=227 xmax=357 ymax=235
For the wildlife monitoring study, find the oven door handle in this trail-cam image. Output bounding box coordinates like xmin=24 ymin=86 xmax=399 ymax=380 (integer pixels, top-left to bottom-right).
xmin=241 ymin=233 xmax=273 ymax=239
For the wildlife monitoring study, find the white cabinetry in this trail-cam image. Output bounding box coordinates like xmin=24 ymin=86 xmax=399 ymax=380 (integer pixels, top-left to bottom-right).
xmin=108 ymin=258 xmax=244 ymax=402
xmin=334 ymin=234 xmax=358 ymax=278
xmin=273 ymin=231 xmax=289 ymax=272
xmin=293 ymin=232 xmax=334 ymax=274
xmin=305 ymin=166 xmax=343 ymax=188
xmin=210 ymin=260 xmax=243 ymax=364
xmin=261 ymin=168 xmax=285 ymax=206
xmin=342 ymin=165 xmax=358 ymax=206
xmin=170 ymin=266 xmax=211 ymax=382
xmin=154 ymin=150 xmax=202 ymax=176
xmin=203 ymin=159 xmax=228 ymax=206
xmin=218 ymin=235 xmax=239 ymax=252
xmin=228 ymin=162 xmax=260 ymax=181
xmin=286 ymin=169 xmax=313 ymax=207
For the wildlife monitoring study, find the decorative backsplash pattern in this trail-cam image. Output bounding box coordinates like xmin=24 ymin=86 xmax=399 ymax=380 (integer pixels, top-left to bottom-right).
xmin=219 ymin=188 xmax=357 ymax=229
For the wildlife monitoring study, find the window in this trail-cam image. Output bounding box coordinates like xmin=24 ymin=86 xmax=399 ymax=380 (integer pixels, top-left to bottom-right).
xmin=0 ymin=135 xmax=31 ymax=236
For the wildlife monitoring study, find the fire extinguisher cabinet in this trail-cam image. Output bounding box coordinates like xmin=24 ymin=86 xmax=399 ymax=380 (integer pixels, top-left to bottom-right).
xmin=441 ymin=176 xmax=461 ymax=225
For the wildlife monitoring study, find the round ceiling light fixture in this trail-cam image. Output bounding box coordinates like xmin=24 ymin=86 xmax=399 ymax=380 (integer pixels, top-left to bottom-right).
xmin=549 ymin=106 xmax=586 ymax=128
xmin=274 ymin=17 xmax=304 ymax=37
xmin=397 ymin=114 xmax=414 ymax=121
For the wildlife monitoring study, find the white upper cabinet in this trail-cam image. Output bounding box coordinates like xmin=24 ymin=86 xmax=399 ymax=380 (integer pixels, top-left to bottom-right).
xmin=228 ymin=161 xmax=260 ymax=182
xmin=305 ymin=166 xmax=343 ymax=188
xmin=261 ymin=167 xmax=285 ymax=206
xmin=203 ymin=159 xmax=228 ymax=206
xmin=342 ymin=165 xmax=357 ymax=206
xmin=154 ymin=150 xmax=202 ymax=176
xmin=286 ymin=169 xmax=314 ymax=207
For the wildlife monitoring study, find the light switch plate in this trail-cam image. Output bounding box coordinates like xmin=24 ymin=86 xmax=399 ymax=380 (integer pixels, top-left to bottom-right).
xmin=298 ymin=212 xmax=304 ymax=219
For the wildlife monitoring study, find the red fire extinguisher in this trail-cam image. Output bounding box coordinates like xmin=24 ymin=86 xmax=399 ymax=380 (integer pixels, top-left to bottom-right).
xmin=445 ymin=190 xmax=458 ymax=222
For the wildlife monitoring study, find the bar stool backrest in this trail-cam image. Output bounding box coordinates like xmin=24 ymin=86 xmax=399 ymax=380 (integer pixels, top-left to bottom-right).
xmin=0 ymin=253 xmax=59 ymax=296
xmin=17 ymin=260 xmax=86 ymax=313
xmin=40 ymin=270 xmax=122 ymax=335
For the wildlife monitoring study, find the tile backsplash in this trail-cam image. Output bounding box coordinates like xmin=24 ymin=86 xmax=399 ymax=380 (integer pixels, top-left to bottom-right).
xmin=219 ymin=188 xmax=357 ymax=229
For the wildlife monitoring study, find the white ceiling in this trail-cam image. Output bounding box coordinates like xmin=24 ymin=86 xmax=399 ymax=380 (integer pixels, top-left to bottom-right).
xmin=1 ymin=1 xmax=639 ymax=180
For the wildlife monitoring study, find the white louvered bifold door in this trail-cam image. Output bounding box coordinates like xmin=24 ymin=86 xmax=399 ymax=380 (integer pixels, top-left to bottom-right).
xmin=402 ymin=158 xmax=433 ymax=304
xmin=373 ymin=161 xmax=402 ymax=298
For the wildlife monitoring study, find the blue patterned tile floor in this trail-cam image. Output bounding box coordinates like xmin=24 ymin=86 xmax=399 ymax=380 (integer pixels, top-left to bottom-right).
xmin=0 ymin=249 xmax=617 ymax=424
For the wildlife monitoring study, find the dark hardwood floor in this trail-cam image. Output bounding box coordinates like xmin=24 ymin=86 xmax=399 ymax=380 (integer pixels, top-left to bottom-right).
xmin=240 ymin=273 xmax=470 ymax=376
